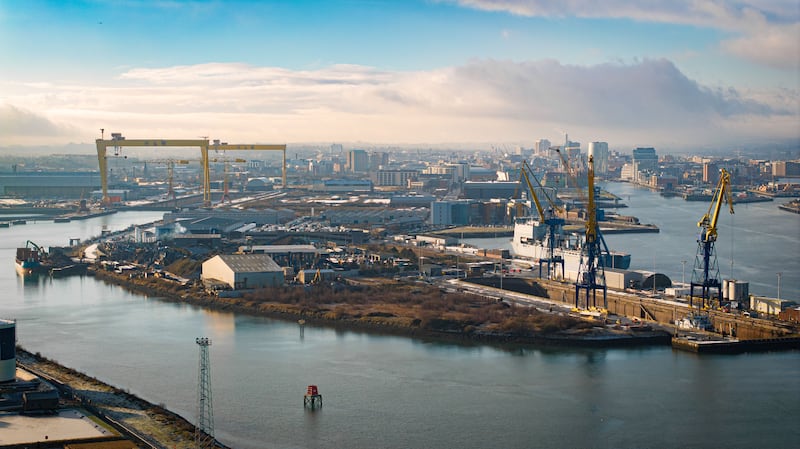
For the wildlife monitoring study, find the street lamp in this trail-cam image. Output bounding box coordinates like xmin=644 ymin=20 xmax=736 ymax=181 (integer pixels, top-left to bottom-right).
xmin=681 ymin=260 xmax=687 ymax=286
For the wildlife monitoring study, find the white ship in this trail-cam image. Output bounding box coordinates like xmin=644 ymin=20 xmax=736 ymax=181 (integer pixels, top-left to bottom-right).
xmin=510 ymin=216 xmax=631 ymax=275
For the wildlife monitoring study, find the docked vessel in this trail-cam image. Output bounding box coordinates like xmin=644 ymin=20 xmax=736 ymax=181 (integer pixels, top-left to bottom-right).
xmin=15 ymin=245 xmax=43 ymax=275
xmin=510 ymin=217 xmax=631 ymax=275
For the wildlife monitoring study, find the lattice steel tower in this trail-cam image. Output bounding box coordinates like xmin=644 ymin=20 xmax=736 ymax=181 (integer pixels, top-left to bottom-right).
xmin=195 ymin=337 xmax=215 ymax=449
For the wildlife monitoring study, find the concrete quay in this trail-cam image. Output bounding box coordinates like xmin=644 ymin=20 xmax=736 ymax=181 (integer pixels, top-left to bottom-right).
xmin=533 ymin=279 xmax=794 ymax=337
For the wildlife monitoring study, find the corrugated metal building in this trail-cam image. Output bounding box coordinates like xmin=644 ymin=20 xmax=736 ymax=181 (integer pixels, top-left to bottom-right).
xmin=202 ymin=254 xmax=284 ymax=290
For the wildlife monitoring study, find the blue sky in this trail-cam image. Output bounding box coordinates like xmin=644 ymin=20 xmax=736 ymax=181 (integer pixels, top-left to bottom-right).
xmin=1 ymin=0 xmax=798 ymax=151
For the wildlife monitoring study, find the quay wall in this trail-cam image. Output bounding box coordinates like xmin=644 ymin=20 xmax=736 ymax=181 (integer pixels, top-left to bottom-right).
xmin=538 ymin=280 xmax=797 ymax=340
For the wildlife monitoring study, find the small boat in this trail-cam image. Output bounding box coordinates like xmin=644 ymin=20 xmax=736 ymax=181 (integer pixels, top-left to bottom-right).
xmin=676 ymin=313 xmax=713 ymax=331
xmin=49 ymin=263 xmax=88 ymax=277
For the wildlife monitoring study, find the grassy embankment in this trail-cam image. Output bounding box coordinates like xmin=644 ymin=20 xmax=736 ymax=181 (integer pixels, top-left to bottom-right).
xmin=93 ymin=266 xmax=595 ymax=342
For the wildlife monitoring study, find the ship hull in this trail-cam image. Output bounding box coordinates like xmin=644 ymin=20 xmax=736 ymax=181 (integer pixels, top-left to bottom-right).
xmin=15 ymin=259 xmax=40 ymax=275
xmin=511 ymin=218 xmax=631 ymax=275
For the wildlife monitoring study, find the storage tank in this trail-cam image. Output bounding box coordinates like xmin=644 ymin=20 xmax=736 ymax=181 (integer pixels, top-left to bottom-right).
xmin=0 ymin=319 xmax=16 ymax=383
xmin=723 ymin=279 xmax=749 ymax=302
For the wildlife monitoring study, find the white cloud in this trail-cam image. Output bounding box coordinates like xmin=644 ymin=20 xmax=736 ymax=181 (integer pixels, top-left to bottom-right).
xmin=453 ymin=0 xmax=800 ymax=69
xmin=0 ymin=103 xmax=78 ymax=143
xmin=1 ymin=60 xmax=796 ymax=149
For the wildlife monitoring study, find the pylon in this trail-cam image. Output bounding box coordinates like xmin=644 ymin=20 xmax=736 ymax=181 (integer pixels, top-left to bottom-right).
xmin=195 ymin=337 xmax=215 ymax=449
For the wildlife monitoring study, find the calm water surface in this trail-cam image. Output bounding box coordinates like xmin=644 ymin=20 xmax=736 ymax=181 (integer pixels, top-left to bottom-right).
xmin=2 ymin=210 xmax=799 ymax=449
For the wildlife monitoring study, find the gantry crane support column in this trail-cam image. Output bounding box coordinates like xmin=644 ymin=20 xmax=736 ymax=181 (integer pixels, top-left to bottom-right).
xmin=96 ymin=138 xmax=208 ymax=205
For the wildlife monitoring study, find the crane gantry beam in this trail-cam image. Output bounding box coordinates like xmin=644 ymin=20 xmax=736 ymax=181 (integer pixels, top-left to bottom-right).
xmin=95 ymin=134 xmax=286 ymax=207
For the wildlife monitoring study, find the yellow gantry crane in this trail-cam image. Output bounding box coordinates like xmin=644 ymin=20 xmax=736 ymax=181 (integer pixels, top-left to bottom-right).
xmin=95 ymin=132 xmax=286 ymax=206
xmin=690 ymin=168 xmax=734 ymax=310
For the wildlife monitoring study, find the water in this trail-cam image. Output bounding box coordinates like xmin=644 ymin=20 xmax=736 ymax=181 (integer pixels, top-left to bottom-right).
xmin=466 ymin=182 xmax=800 ymax=300
xmin=2 ymin=211 xmax=799 ymax=448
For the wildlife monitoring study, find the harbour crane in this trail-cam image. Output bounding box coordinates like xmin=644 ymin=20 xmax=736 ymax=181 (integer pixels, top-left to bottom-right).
xmin=144 ymin=159 xmax=190 ymax=207
xmin=550 ymin=146 xmax=579 ymax=190
xmin=575 ymin=155 xmax=607 ymax=310
xmin=209 ymin=156 xmax=247 ymax=205
xmin=690 ymin=168 xmax=734 ymax=310
xmin=95 ymin=133 xmax=286 ymax=206
xmin=516 ymin=161 xmax=565 ymax=279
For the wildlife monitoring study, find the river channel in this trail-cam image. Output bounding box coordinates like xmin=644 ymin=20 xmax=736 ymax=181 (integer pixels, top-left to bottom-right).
xmin=2 ymin=207 xmax=799 ymax=448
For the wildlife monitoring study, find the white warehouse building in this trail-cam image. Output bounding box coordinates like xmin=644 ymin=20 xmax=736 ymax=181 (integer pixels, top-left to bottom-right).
xmin=202 ymin=254 xmax=284 ymax=290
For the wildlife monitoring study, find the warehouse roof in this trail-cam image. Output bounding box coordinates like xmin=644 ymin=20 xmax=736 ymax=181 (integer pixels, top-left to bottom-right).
xmin=216 ymin=254 xmax=282 ymax=273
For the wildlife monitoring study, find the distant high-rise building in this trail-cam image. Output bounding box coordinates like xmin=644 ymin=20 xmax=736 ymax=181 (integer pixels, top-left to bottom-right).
xmin=375 ymin=169 xmax=418 ymax=187
xmin=632 ymin=147 xmax=658 ymax=172
xmin=772 ymin=161 xmax=800 ymax=177
xmin=347 ymin=149 xmax=369 ymax=173
xmin=534 ymin=139 xmax=551 ymax=156
xmin=330 ymin=143 xmax=343 ymax=155
xmin=588 ymin=142 xmax=609 ymax=174
xmin=703 ymin=162 xmax=719 ymax=184
xmin=370 ymin=152 xmax=389 ymax=170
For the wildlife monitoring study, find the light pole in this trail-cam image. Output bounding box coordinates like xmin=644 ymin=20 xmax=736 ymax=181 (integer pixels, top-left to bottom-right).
xmin=681 ymin=260 xmax=687 ymax=286
xmin=499 ymin=260 xmax=504 ymax=291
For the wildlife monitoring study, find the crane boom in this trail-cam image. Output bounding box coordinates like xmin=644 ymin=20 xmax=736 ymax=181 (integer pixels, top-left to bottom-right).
xmin=551 ymin=146 xmax=578 ymax=189
xmin=697 ymin=168 xmax=734 ymax=242
xmin=585 ymin=155 xmax=597 ymax=244
xmin=519 ymin=166 xmax=546 ymax=221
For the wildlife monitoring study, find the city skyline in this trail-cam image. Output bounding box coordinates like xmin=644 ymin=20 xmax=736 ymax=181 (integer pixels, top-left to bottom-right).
xmin=1 ymin=0 xmax=798 ymax=151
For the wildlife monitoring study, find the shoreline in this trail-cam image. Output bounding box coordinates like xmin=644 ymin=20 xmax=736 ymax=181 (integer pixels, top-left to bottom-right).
xmin=90 ymin=268 xmax=672 ymax=349
xmin=16 ymin=347 xmax=226 ymax=449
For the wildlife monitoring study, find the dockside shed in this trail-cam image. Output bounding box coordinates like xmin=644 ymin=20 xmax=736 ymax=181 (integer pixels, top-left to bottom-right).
xmin=202 ymin=254 xmax=284 ymax=290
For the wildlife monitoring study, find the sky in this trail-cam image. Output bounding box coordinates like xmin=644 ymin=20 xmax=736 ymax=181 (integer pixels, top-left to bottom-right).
xmin=0 ymin=0 xmax=798 ymax=152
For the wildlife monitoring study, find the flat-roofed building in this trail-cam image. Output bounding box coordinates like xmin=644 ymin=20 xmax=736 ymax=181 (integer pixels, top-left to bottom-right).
xmin=0 ymin=172 xmax=101 ymax=198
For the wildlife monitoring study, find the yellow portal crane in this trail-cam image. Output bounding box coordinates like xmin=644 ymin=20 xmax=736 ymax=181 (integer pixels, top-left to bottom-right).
xmin=95 ymin=133 xmax=286 ymax=206
xmin=550 ymin=146 xmax=579 ymax=189
xmin=204 ymin=140 xmax=286 ymax=206
xmin=517 ymin=160 xmax=565 ymax=279
xmin=575 ymin=155 xmax=606 ymax=310
xmin=690 ymin=168 xmax=734 ymax=310
xmin=209 ymin=156 xmax=247 ymax=205
xmin=145 ymin=159 xmax=190 ymax=205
